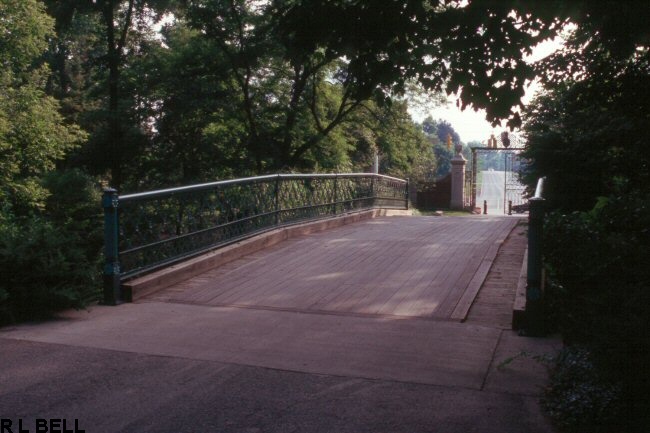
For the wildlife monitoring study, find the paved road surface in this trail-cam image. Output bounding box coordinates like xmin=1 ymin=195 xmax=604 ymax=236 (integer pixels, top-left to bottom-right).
xmin=478 ymin=170 xmax=505 ymax=214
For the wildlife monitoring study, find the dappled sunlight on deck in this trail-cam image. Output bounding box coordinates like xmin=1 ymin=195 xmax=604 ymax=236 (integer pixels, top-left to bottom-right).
xmin=148 ymin=216 xmax=519 ymax=320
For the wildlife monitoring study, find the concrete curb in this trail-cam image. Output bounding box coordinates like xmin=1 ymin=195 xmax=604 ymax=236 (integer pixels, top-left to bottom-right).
xmin=450 ymin=226 xmax=512 ymax=322
xmin=122 ymin=208 xmax=412 ymax=301
xmin=512 ymin=248 xmax=528 ymax=330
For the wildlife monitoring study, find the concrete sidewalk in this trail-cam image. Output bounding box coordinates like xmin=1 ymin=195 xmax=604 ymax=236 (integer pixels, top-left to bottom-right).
xmin=0 ymin=216 xmax=561 ymax=433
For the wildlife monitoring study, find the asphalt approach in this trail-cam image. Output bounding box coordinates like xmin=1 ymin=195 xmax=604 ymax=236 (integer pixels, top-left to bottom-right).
xmin=0 ymin=215 xmax=560 ymax=433
xmin=478 ymin=170 xmax=506 ymax=214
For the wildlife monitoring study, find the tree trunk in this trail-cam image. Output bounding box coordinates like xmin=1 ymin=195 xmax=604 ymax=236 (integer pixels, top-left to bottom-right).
xmin=103 ymin=0 xmax=122 ymax=189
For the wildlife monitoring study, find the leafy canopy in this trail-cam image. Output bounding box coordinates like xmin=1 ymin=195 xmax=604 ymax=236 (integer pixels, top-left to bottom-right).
xmin=522 ymin=27 xmax=650 ymax=211
xmin=0 ymin=0 xmax=86 ymax=213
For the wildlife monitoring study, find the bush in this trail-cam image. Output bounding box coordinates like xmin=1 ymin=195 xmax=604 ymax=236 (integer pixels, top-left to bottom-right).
xmin=543 ymin=346 xmax=622 ymax=433
xmin=0 ymin=170 xmax=102 ymax=324
xmin=542 ymin=191 xmax=650 ymax=432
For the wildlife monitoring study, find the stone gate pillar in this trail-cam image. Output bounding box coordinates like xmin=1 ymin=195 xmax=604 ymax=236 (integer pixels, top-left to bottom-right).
xmin=450 ymin=143 xmax=466 ymax=210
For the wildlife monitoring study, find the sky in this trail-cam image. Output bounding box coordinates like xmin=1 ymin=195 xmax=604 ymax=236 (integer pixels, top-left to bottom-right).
xmin=408 ymin=37 xmax=565 ymax=144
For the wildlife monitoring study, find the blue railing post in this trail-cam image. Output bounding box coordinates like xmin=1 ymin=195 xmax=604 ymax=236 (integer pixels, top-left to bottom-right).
xmin=526 ymin=178 xmax=546 ymax=335
xmin=103 ymin=188 xmax=121 ymax=305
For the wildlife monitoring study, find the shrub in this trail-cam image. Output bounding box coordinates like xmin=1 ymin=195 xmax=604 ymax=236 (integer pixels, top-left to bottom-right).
xmin=543 ymin=346 xmax=622 ymax=433
xmin=0 ymin=170 xmax=102 ymax=324
xmin=542 ymin=191 xmax=650 ymax=432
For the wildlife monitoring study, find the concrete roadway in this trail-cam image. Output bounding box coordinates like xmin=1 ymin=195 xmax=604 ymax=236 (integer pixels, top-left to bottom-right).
xmin=478 ymin=170 xmax=505 ymax=214
xmin=0 ymin=215 xmax=559 ymax=433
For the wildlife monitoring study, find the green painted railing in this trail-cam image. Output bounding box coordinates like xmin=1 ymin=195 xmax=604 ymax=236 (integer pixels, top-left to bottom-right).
xmin=525 ymin=176 xmax=546 ymax=335
xmin=103 ymin=173 xmax=408 ymax=304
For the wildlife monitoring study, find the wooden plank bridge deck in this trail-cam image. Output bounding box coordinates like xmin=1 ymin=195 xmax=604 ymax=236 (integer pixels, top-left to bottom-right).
xmin=147 ymin=215 xmax=519 ymax=321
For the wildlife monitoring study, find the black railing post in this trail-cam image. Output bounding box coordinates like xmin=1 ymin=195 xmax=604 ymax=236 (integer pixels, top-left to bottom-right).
xmin=526 ymin=192 xmax=546 ymax=335
xmin=333 ymin=174 xmax=338 ymax=215
xmin=405 ymin=178 xmax=410 ymax=209
xmin=103 ymin=188 xmax=121 ymax=305
xmin=274 ymin=175 xmax=280 ymax=225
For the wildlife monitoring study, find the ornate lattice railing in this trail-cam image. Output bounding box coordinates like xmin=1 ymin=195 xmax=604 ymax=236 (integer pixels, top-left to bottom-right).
xmin=102 ymin=173 xmax=408 ymax=303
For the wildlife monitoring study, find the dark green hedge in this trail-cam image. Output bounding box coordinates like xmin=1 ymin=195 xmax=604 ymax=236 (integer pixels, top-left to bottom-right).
xmin=542 ymin=191 xmax=650 ymax=432
xmin=0 ymin=170 xmax=102 ymax=324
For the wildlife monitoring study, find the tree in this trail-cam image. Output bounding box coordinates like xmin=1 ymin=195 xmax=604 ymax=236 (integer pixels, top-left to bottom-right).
xmin=522 ymin=30 xmax=650 ymax=211
xmin=0 ymin=0 xmax=98 ymax=324
xmin=136 ymin=20 xmax=436 ymax=185
xmin=99 ymin=0 xmax=143 ymax=188
xmin=421 ymin=117 xmax=460 ymax=147
xmin=42 ymin=0 xmax=178 ymax=189
xmin=34 ymin=0 xmax=650 ymax=190
xmin=520 ymin=14 xmax=650 ymax=432
xmin=131 ymin=22 xmax=250 ymax=187
xmin=343 ymin=101 xmax=435 ymax=182
xmin=0 ymin=0 xmax=86 ymax=214
xmin=181 ymin=0 xmax=562 ymax=173
xmin=420 ymin=117 xmax=467 ymax=177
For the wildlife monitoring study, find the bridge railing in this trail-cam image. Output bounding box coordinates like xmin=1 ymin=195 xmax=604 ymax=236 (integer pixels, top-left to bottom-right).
xmin=103 ymin=173 xmax=408 ymax=304
xmin=525 ymin=176 xmax=546 ymax=335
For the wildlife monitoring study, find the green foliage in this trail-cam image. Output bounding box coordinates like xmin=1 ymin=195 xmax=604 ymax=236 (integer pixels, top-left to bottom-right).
xmin=542 ymin=192 xmax=650 ymax=432
xmin=424 ymin=117 xmax=461 ymax=146
xmin=543 ymin=346 xmax=622 ymax=433
xmin=522 ymin=30 xmax=650 ymax=211
xmin=523 ymin=21 xmax=650 ymax=430
xmin=0 ymin=170 xmax=102 ymax=324
xmin=0 ymin=0 xmax=54 ymax=73
xmin=127 ymin=22 xmax=250 ymax=188
xmin=419 ymin=117 xmax=469 ymax=179
xmin=344 ymin=101 xmax=435 ymax=182
xmin=35 ymin=0 xmax=583 ymax=189
xmin=0 ymin=2 xmax=98 ymax=324
xmin=35 ymin=1 xmax=650 ymax=189
xmin=127 ymin=20 xmax=435 ymax=188
xmin=0 ymin=0 xmax=87 ymax=214
xmin=271 ymin=0 xmax=561 ymax=128
xmin=0 ymin=219 xmax=94 ymax=323
xmin=175 ymin=0 xmax=564 ymax=174
xmin=0 ymin=73 xmax=86 ymax=211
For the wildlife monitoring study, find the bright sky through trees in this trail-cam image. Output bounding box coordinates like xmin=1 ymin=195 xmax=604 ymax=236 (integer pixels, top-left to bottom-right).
xmin=410 ymin=36 xmax=566 ymax=143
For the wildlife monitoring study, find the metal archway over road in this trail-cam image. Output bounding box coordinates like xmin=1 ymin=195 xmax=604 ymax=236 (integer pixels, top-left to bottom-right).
xmin=469 ymin=134 xmax=527 ymax=214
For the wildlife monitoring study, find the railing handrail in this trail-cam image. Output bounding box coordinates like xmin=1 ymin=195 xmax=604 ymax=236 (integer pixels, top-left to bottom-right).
xmin=103 ymin=172 xmax=409 ymax=304
xmin=121 ymin=173 xmax=406 ymax=202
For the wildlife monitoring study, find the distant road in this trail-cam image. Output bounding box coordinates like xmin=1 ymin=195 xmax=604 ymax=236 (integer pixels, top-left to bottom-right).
xmin=478 ymin=170 xmax=505 ymax=214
